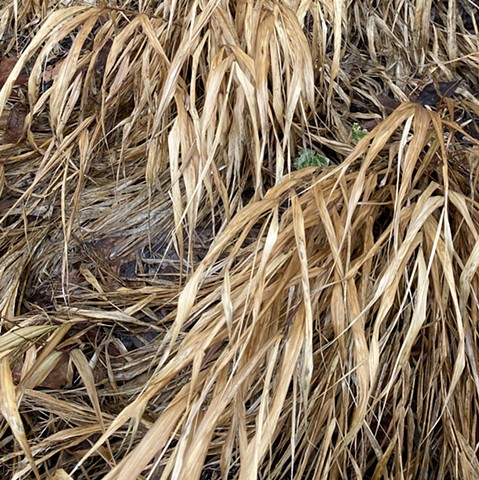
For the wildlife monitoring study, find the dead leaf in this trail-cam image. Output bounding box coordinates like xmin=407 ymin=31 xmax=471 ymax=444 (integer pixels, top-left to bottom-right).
xmin=94 ymin=39 xmax=112 ymax=78
xmin=378 ymin=93 xmax=401 ymax=113
xmin=0 ymin=55 xmax=18 ymax=88
xmin=39 ymin=352 xmax=73 ymax=389
xmin=43 ymin=59 xmax=66 ymax=83
xmin=0 ymin=55 xmax=28 ymax=89
xmin=414 ymin=80 xmax=461 ymax=107
xmin=5 ymin=104 xmax=27 ymax=143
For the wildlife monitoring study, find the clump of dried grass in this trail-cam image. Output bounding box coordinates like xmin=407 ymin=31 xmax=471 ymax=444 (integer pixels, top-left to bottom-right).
xmin=2 ymin=0 xmax=479 ymax=479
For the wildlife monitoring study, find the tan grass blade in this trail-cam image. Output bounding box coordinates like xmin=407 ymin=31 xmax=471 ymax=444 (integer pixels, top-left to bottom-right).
xmin=0 ymin=358 xmax=40 ymax=479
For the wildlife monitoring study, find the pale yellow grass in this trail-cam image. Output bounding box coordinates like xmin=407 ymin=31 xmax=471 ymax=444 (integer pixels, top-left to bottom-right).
xmin=1 ymin=0 xmax=479 ymax=479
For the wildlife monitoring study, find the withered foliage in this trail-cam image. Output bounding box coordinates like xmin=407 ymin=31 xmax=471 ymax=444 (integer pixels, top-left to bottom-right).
xmin=1 ymin=1 xmax=479 ymax=479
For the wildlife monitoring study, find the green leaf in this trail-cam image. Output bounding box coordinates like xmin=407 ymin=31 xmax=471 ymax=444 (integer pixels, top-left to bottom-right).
xmin=352 ymin=122 xmax=368 ymax=142
xmin=293 ymin=147 xmax=329 ymax=170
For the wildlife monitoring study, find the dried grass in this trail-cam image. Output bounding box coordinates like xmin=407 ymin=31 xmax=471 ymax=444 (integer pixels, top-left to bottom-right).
xmin=2 ymin=0 xmax=479 ymax=478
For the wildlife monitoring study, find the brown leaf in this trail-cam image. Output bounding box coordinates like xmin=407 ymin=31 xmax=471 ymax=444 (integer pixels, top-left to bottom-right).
xmin=39 ymin=353 xmax=73 ymax=389
xmin=94 ymin=39 xmax=112 ymax=78
xmin=4 ymin=104 xmax=27 ymax=143
xmin=43 ymin=58 xmax=65 ymax=83
xmin=0 ymin=55 xmax=28 ymax=89
xmin=414 ymin=80 xmax=461 ymax=107
xmin=0 ymin=55 xmax=18 ymax=88
xmin=378 ymin=93 xmax=401 ymax=113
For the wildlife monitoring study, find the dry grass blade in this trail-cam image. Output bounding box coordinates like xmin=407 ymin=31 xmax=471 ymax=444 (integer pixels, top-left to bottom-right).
xmin=0 ymin=326 xmax=56 ymax=355
xmin=291 ymin=192 xmax=313 ymax=408
xmin=2 ymin=0 xmax=479 ymax=478
xmin=0 ymin=359 xmax=40 ymax=479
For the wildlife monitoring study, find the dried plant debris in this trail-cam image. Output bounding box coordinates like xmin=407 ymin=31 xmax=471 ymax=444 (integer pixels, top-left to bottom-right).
xmin=2 ymin=1 xmax=479 ymax=480
xmin=4 ymin=104 xmax=27 ymax=143
xmin=414 ymin=80 xmax=462 ymax=107
xmin=0 ymin=55 xmax=28 ymax=89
